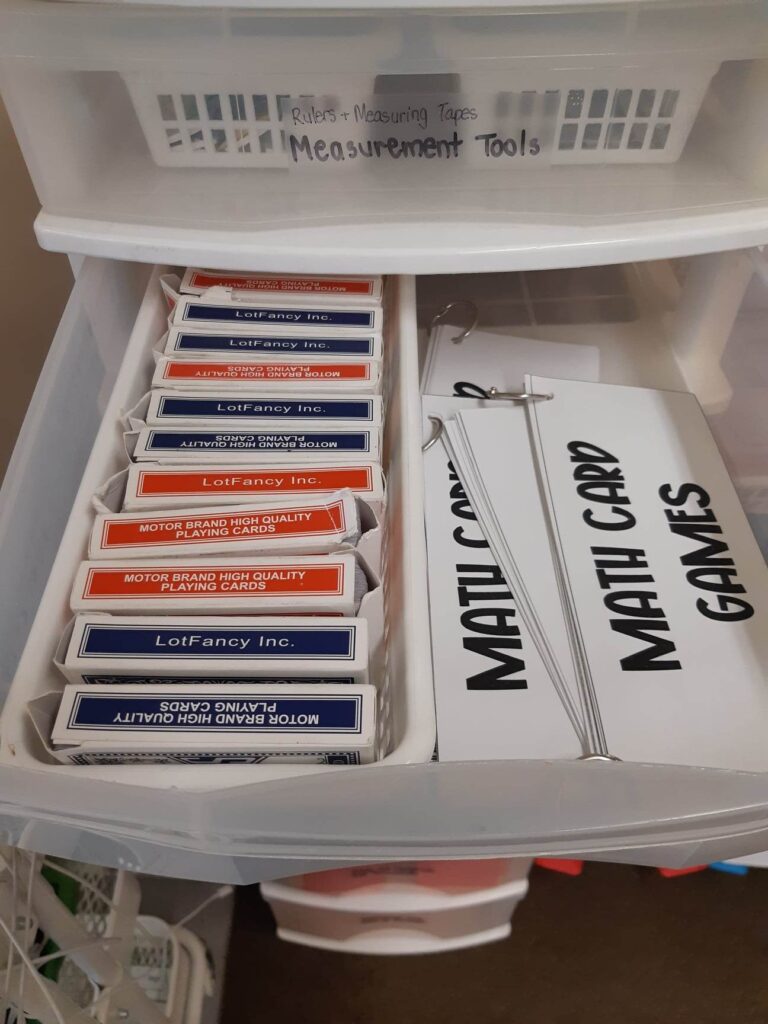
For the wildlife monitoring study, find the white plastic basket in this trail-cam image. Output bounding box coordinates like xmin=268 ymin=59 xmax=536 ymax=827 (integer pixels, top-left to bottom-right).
xmin=261 ymin=873 xmax=530 ymax=954
xmin=125 ymin=65 xmax=717 ymax=170
xmin=2 ymin=268 xmax=435 ymax=788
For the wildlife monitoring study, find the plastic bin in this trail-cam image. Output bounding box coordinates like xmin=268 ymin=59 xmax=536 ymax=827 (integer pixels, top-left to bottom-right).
xmin=1 ymin=268 xmax=435 ymax=785
xmin=4 ymin=257 xmax=768 ymax=883
xmin=2 ymin=0 xmax=768 ymax=271
xmin=124 ymin=65 xmax=715 ymax=170
xmin=261 ymin=872 xmax=530 ymax=954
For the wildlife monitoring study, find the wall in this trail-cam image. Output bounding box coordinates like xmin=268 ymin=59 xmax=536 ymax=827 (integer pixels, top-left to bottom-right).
xmin=0 ymin=98 xmax=73 ymax=477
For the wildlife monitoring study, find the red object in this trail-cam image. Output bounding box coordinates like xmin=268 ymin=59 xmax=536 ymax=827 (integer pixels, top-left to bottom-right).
xmin=80 ymin=563 xmax=344 ymax=600
xmin=136 ymin=466 xmax=375 ymax=499
xmin=163 ymin=361 xmax=372 ymax=382
xmin=298 ymin=859 xmax=517 ymax=895
xmin=188 ymin=271 xmax=375 ymax=296
xmin=535 ymin=858 xmax=584 ymax=876
xmin=100 ymin=499 xmax=346 ymax=551
xmin=657 ymin=866 xmax=708 ymax=878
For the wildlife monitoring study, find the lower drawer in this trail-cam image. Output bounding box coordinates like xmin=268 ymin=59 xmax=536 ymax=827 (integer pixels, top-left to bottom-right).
xmin=260 ymin=874 xmax=530 ymax=955
xmin=2 ymin=255 xmax=768 ymax=884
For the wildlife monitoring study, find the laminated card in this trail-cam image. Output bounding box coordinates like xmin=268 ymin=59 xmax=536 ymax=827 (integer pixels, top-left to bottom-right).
xmin=443 ymin=403 xmax=591 ymax=751
xmin=527 ymin=375 xmax=768 ymax=772
xmin=421 ymin=395 xmax=584 ymax=762
xmin=421 ymin=325 xmax=599 ymax=396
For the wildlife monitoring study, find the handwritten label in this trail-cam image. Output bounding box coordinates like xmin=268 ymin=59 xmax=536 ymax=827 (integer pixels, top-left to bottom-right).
xmin=284 ymin=93 xmax=552 ymax=170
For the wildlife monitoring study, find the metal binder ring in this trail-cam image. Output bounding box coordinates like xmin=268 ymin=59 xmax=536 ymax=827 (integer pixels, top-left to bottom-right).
xmin=430 ymin=300 xmax=479 ymax=344
xmin=578 ymin=753 xmax=622 ymax=763
xmin=486 ymin=387 xmax=554 ymax=402
xmin=453 ymin=382 xmax=554 ymax=402
xmin=422 ymin=415 xmax=445 ymax=453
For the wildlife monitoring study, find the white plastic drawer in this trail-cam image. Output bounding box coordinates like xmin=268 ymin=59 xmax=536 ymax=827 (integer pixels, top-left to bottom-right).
xmin=260 ymin=874 xmax=530 ymax=954
xmin=2 ymin=0 xmax=768 ymax=272
xmin=4 ymin=257 xmax=768 ymax=885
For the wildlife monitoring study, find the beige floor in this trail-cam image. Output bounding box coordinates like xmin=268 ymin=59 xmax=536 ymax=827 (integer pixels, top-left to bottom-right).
xmin=0 ymin=98 xmax=73 ymax=478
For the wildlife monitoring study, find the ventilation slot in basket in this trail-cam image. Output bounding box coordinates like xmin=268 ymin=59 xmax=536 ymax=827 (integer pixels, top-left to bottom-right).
xmin=557 ymin=86 xmax=681 ymax=157
xmin=150 ymin=90 xmax=296 ymax=165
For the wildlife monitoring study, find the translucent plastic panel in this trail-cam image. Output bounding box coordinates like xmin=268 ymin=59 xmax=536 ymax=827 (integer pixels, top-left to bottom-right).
xmin=0 ymin=260 xmax=150 ymax=700
xmin=0 ymin=0 xmax=767 ymax=271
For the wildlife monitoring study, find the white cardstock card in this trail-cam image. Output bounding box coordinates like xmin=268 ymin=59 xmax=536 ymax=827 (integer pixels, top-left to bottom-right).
xmin=422 ymin=395 xmax=584 ymax=763
xmin=527 ymin=375 xmax=768 ymax=772
xmin=422 ymin=325 xmax=599 ymax=396
xmin=445 ymin=406 xmax=588 ymax=745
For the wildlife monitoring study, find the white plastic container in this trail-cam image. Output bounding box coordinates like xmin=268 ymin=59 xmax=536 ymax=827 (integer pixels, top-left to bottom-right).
xmin=125 ymin=65 xmax=715 ymax=170
xmin=6 ymin=257 xmax=768 ymax=883
xmin=261 ymin=873 xmax=530 ymax=954
xmin=0 ymin=267 xmax=436 ymax=788
xmin=2 ymin=1 xmax=768 ymax=271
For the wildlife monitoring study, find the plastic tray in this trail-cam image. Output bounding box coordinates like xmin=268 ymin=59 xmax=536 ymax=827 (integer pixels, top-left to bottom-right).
xmin=2 ymin=1 xmax=768 ymax=273
xmin=0 ymin=267 xmax=435 ymax=788
xmin=125 ymin=65 xmax=715 ymax=170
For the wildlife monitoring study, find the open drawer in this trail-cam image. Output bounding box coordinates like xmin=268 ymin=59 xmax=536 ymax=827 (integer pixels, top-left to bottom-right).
xmin=3 ymin=255 xmax=768 ymax=884
xmin=3 ymin=266 xmax=436 ymax=781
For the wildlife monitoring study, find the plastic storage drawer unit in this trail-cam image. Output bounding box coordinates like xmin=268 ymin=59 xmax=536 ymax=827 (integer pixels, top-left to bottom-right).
xmin=2 ymin=0 xmax=768 ymax=271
